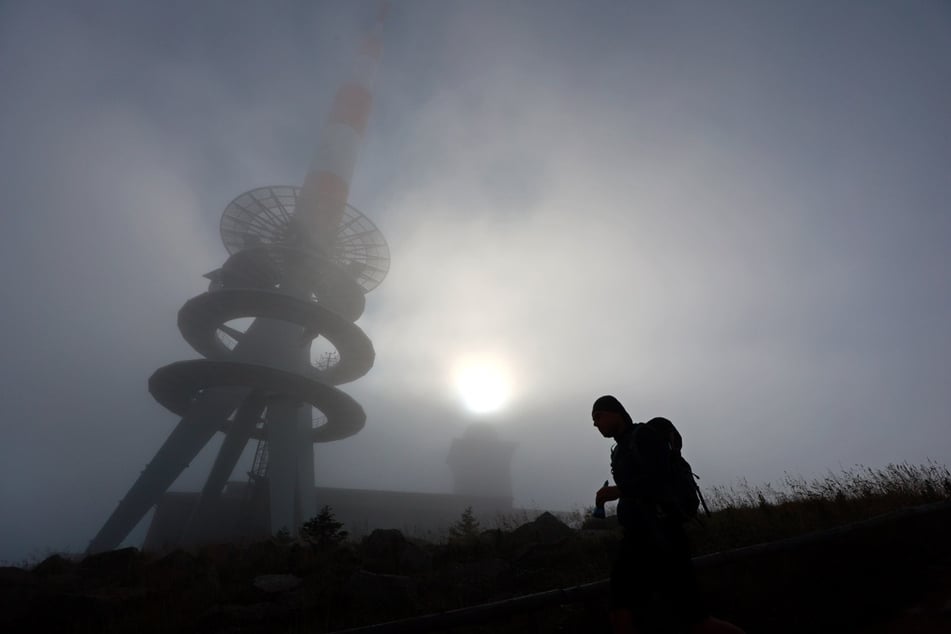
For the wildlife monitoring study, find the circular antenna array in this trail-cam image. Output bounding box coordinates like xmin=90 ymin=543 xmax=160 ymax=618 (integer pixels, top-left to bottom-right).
xmin=220 ymin=186 xmax=390 ymax=292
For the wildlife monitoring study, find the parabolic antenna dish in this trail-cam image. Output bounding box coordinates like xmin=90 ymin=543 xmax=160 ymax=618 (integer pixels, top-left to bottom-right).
xmin=219 ymin=186 xmax=390 ymax=292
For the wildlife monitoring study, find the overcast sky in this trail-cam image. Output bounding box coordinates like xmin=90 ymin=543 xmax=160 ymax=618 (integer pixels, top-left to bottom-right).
xmin=1 ymin=0 xmax=949 ymax=563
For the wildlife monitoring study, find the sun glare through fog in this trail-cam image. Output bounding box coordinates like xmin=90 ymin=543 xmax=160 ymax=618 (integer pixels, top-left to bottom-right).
xmin=451 ymin=354 xmax=514 ymax=415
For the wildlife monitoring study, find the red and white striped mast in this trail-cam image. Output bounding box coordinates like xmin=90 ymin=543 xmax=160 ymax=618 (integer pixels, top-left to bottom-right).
xmin=299 ymin=0 xmax=388 ymax=254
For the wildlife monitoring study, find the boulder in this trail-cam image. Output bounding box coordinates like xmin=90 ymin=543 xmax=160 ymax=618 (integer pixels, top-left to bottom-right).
xmin=196 ymin=542 xmax=239 ymax=569
xmin=241 ymin=539 xmax=289 ymax=573
xmin=33 ymin=553 xmax=76 ymax=576
xmin=79 ymin=547 xmax=143 ymax=587
xmin=27 ymin=592 xmax=112 ymax=630
xmin=252 ymin=573 xmax=302 ymax=594
xmin=399 ymin=540 xmax=433 ymax=574
xmin=362 ymin=529 xmax=405 ymax=574
xmin=200 ymin=601 xmax=294 ymax=628
xmin=450 ymin=557 xmax=509 ymax=584
xmin=0 ymin=566 xmax=35 ymax=587
xmin=342 ymin=570 xmax=418 ymax=616
xmin=478 ymin=528 xmax=505 ymax=550
xmin=0 ymin=566 xmax=37 ymax=629
xmin=286 ymin=540 xmax=323 ymax=574
xmin=361 ymin=529 xmax=432 ymax=575
xmin=510 ymin=512 xmax=575 ymax=546
xmin=142 ymin=549 xmax=219 ymax=598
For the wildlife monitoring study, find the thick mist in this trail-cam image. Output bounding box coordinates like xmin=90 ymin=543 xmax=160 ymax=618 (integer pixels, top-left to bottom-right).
xmin=1 ymin=0 xmax=949 ymax=563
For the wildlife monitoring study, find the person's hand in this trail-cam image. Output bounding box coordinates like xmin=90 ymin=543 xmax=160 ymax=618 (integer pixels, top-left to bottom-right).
xmin=596 ymin=484 xmax=620 ymax=507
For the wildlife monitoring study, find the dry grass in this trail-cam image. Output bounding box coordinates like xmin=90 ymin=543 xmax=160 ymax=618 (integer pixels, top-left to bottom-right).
xmin=690 ymin=460 xmax=951 ymax=554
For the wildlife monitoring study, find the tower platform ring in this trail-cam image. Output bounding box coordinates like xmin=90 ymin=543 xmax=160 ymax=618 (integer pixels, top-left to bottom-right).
xmin=219 ymin=185 xmax=390 ymax=293
xmin=221 ymin=246 xmax=366 ymax=322
xmin=149 ymin=360 xmax=365 ymax=442
xmin=178 ymin=289 xmax=375 ymax=385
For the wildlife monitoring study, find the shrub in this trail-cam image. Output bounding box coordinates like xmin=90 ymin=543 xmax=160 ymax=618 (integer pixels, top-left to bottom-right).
xmin=301 ymin=505 xmax=349 ymax=547
xmin=448 ymin=506 xmax=480 ymax=542
xmin=274 ymin=526 xmax=292 ymax=544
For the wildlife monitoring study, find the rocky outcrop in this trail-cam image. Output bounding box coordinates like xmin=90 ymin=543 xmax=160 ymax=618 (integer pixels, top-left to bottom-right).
xmin=342 ymin=569 xmax=418 ymax=616
xmin=508 ymin=511 xmax=574 ymax=546
xmin=361 ymin=528 xmax=432 ymax=575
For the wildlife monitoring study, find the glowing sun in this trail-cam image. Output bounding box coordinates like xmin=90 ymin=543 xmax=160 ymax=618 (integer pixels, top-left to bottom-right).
xmin=452 ymin=357 xmax=513 ymax=414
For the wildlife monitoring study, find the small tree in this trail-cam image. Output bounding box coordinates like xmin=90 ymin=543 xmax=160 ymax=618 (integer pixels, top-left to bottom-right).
xmin=274 ymin=526 xmax=292 ymax=544
xmin=300 ymin=505 xmax=349 ymax=547
xmin=448 ymin=506 xmax=480 ymax=541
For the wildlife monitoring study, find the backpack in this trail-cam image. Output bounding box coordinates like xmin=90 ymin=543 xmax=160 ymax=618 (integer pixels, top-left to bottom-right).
xmin=635 ymin=417 xmax=710 ymax=522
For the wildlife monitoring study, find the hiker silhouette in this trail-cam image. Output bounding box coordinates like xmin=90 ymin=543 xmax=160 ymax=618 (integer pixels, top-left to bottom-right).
xmin=591 ymin=395 xmax=745 ymax=634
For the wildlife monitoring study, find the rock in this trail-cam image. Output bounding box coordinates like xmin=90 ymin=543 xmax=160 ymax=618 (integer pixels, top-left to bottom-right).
xmin=478 ymin=528 xmax=504 ymax=550
xmin=252 ymin=573 xmax=302 ymax=594
xmin=196 ymin=542 xmax=239 ymax=569
xmin=342 ymin=570 xmax=417 ymax=616
xmin=0 ymin=566 xmax=37 ymax=628
xmin=80 ymin=547 xmax=140 ymax=570
xmin=513 ymin=539 xmax=585 ymax=570
xmin=286 ymin=540 xmax=322 ymax=574
xmin=398 ymin=540 xmax=433 ymax=574
xmin=142 ymin=549 xmax=219 ymax=598
xmin=31 ymin=554 xmax=83 ymax=593
xmin=360 ymin=528 xmax=405 ymax=574
xmin=79 ymin=547 xmax=143 ymax=587
xmin=41 ymin=593 xmax=112 ymax=629
xmin=201 ymin=601 xmax=294 ymax=627
xmin=451 ymin=557 xmax=509 ymax=583
xmin=33 ymin=553 xmax=76 ymax=576
xmin=362 ymin=529 xmax=405 ymax=572
xmin=0 ymin=566 xmax=34 ymax=587
xmin=241 ymin=539 xmax=288 ymax=573
xmin=510 ymin=512 xmax=575 ymax=546
xmin=360 ymin=529 xmax=432 ymax=575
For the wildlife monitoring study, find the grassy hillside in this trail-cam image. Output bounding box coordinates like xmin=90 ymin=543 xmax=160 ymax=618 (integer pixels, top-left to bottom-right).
xmin=690 ymin=460 xmax=951 ymax=555
xmin=1 ymin=461 xmax=949 ymax=633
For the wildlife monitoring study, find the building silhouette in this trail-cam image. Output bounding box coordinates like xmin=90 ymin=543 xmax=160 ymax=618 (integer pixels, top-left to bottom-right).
xmin=448 ymin=423 xmax=518 ymax=501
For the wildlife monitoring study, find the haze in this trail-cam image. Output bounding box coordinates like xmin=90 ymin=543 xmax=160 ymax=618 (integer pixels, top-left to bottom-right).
xmin=1 ymin=0 xmax=949 ymax=563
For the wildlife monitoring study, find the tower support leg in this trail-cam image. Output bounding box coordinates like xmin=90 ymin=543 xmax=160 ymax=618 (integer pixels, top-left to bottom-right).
xmin=266 ymin=396 xmax=304 ymax=536
xmin=296 ymin=406 xmax=317 ymax=524
xmin=181 ymin=391 xmax=267 ymax=545
xmin=87 ymin=386 xmax=247 ymax=553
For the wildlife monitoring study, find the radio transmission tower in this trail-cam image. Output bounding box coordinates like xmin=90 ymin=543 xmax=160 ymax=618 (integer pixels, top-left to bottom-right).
xmin=88 ymin=2 xmax=390 ymax=553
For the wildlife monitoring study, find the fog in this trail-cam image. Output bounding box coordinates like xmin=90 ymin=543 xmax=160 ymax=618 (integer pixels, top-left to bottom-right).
xmin=1 ymin=0 xmax=949 ymax=563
